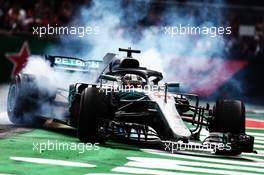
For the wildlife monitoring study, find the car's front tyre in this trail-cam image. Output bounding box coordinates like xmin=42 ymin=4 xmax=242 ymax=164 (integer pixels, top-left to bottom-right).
xmin=77 ymin=87 xmax=110 ymax=143
xmin=208 ymin=100 xmax=246 ymax=155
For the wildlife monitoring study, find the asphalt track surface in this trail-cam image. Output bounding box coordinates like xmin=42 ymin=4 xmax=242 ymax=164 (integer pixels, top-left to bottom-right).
xmin=1 ymin=84 xmax=264 ymax=175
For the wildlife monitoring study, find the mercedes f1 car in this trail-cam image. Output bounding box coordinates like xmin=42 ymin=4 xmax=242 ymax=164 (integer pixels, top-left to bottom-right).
xmin=7 ymin=48 xmax=255 ymax=155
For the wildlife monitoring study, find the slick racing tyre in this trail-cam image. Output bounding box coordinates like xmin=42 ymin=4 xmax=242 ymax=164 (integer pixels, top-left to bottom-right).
xmin=210 ymin=100 xmax=245 ymax=134
xmin=77 ymin=87 xmax=110 ymax=144
xmin=7 ymin=74 xmax=46 ymax=126
xmin=209 ymin=100 xmax=245 ymax=155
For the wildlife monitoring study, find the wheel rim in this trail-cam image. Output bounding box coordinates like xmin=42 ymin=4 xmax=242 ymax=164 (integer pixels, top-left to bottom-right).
xmin=7 ymin=84 xmax=17 ymax=113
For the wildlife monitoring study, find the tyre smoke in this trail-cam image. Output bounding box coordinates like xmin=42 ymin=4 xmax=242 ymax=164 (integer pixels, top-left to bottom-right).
xmin=27 ymin=0 xmax=245 ymax=98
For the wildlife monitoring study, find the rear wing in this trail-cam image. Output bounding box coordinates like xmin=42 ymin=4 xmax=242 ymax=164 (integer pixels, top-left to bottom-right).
xmin=45 ymin=55 xmax=102 ymax=72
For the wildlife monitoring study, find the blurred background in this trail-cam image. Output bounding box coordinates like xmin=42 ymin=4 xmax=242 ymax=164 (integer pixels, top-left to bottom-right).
xmin=0 ymin=0 xmax=264 ymax=105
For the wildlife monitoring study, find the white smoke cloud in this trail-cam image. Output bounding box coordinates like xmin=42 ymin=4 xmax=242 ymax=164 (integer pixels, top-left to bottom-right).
xmin=41 ymin=0 xmax=242 ymax=97
xmin=23 ymin=56 xmax=96 ymax=90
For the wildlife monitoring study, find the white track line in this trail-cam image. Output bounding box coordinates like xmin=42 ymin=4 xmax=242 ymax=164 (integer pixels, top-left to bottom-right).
xmin=246 ymin=132 xmax=264 ymax=137
xmin=171 ymin=149 xmax=264 ymax=160
xmin=254 ymin=145 xmax=264 ymax=149
xmin=254 ymin=140 xmax=264 ymax=144
xmin=173 ymin=149 xmax=264 ymax=159
xmin=142 ymin=149 xmax=264 ymax=167
xmin=253 ymin=136 xmax=264 ymax=141
xmin=243 ymin=152 xmax=264 ymax=157
xmin=10 ymin=157 xmax=96 ymax=168
xmin=112 ymin=166 xmax=198 ymax=175
xmin=87 ymin=174 xmax=126 ymax=175
xmin=127 ymin=157 xmax=264 ymax=174
xmin=125 ymin=163 xmax=256 ymax=175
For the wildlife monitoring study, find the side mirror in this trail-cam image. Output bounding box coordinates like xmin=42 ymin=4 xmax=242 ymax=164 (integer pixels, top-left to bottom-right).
xmin=166 ymin=82 xmax=180 ymax=93
xmin=100 ymin=74 xmax=118 ymax=82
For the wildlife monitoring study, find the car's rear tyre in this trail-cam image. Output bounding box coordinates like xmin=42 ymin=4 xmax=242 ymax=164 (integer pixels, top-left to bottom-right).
xmin=209 ymin=100 xmax=245 ymax=155
xmin=77 ymin=87 xmax=109 ymax=143
xmin=7 ymin=74 xmax=46 ymax=126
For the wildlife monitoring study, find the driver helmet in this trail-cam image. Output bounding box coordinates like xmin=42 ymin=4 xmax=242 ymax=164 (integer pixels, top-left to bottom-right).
xmin=122 ymin=74 xmax=144 ymax=88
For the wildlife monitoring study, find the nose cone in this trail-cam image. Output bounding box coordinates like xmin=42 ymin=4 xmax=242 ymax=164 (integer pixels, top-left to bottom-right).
xmin=148 ymin=92 xmax=192 ymax=139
